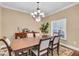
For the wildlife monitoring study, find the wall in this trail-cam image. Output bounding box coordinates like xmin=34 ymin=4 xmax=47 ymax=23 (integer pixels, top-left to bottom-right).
xmin=1 ymin=8 xmax=41 ymax=40
xmin=0 ymin=4 xmax=79 ymax=49
xmin=0 ymin=7 xmax=2 ymax=38
xmin=43 ymin=4 xmax=79 ymax=48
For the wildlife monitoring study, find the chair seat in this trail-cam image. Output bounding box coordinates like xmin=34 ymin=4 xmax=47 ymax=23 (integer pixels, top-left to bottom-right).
xmin=15 ymin=49 xmax=28 ymax=56
xmin=0 ymin=48 xmax=15 ymax=56
xmin=4 ymin=51 xmax=9 ymax=56
xmin=31 ymin=49 xmax=47 ymax=56
xmin=0 ymin=49 xmax=8 ymax=56
xmin=0 ymin=45 xmax=6 ymax=49
xmin=49 ymin=44 xmax=57 ymax=49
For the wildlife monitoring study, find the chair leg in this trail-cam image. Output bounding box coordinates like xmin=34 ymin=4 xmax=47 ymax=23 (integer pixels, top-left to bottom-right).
xmin=52 ymin=49 xmax=53 ymax=56
xmin=47 ymin=49 xmax=49 ymax=56
xmin=31 ymin=51 xmax=33 ymax=56
xmin=31 ymin=51 xmax=34 ymax=56
xmin=29 ymin=49 xmax=30 ymax=55
xmin=57 ymin=45 xmax=59 ymax=55
xmin=50 ymin=49 xmax=53 ymax=56
xmin=57 ymin=48 xmax=59 ymax=55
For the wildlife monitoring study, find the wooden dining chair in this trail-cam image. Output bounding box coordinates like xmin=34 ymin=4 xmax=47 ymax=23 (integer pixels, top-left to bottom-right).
xmin=14 ymin=48 xmax=28 ymax=56
xmin=49 ymin=35 xmax=60 ymax=55
xmin=27 ymin=33 xmax=34 ymax=38
xmin=35 ymin=33 xmax=40 ymax=38
xmin=0 ymin=38 xmax=28 ymax=56
xmin=30 ymin=38 xmax=50 ymax=56
xmin=0 ymin=39 xmax=12 ymax=56
xmin=3 ymin=36 xmax=11 ymax=46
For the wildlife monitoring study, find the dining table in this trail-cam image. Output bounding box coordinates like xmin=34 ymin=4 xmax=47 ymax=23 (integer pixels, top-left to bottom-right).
xmin=10 ymin=37 xmax=41 ymax=55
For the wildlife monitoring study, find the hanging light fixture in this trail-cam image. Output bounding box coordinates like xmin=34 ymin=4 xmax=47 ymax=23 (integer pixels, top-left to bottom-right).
xmin=31 ymin=2 xmax=45 ymax=22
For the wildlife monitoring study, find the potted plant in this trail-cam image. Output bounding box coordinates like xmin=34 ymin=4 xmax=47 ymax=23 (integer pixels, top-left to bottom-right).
xmin=40 ymin=22 xmax=49 ymax=37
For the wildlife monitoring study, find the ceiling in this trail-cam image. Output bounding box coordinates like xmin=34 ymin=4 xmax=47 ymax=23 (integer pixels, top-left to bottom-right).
xmin=0 ymin=2 xmax=78 ymax=16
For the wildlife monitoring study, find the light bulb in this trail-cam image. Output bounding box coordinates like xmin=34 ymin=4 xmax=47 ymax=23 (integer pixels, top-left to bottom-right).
xmin=37 ymin=10 xmax=41 ymax=13
xmin=36 ymin=17 xmax=41 ymax=22
xmin=40 ymin=13 xmax=45 ymax=17
xmin=34 ymin=12 xmax=37 ymax=15
xmin=33 ymin=15 xmax=35 ymax=18
xmin=31 ymin=13 xmax=34 ymax=16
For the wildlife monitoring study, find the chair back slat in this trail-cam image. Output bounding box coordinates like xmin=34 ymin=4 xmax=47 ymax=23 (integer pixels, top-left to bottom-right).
xmin=35 ymin=33 xmax=40 ymax=38
xmin=27 ymin=33 xmax=33 ymax=38
xmin=5 ymin=38 xmax=11 ymax=46
xmin=39 ymin=38 xmax=50 ymax=51
xmin=53 ymin=36 xmax=60 ymax=44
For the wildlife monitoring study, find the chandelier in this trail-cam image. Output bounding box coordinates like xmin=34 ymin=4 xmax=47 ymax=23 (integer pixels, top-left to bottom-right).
xmin=31 ymin=2 xmax=45 ymax=22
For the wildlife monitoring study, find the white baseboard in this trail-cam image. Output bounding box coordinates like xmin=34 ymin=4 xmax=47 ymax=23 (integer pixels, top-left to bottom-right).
xmin=60 ymin=43 xmax=79 ymax=51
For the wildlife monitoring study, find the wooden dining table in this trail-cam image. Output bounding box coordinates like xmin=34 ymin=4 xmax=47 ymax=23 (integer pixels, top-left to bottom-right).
xmin=10 ymin=37 xmax=41 ymax=55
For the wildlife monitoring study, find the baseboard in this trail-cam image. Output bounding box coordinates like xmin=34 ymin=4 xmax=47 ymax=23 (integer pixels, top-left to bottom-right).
xmin=60 ymin=43 xmax=79 ymax=51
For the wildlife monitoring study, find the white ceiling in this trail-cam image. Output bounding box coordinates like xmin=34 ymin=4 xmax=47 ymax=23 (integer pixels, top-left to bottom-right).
xmin=0 ymin=2 xmax=78 ymax=16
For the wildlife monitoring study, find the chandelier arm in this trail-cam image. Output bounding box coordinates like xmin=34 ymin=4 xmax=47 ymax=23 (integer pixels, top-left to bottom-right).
xmin=31 ymin=2 xmax=45 ymax=22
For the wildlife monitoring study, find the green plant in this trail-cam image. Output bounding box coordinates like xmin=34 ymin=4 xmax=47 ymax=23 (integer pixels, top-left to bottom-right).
xmin=40 ymin=22 xmax=49 ymax=34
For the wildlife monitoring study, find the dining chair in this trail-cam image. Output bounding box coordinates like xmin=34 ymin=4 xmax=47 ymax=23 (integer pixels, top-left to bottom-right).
xmin=30 ymin=38 xmax=50 ymax=56
xmin=3 ymin=36 xmax=11 ymax=46
xmin=0 ymin=39 xmax=12 ymax=56
xmin=49 ymin=35 xmax=60 ymax=55
xmin=35 ymin=33 xmax=40 ymax=38
xmin=14 ymin=48 xmax=28 ymax=56
xmin=27 ymin=33 xmax=34 ymax=38
xmin=0 ymin=37 xmax=28 ymax=56
xmin=0 ymin=37 xmax=12 ymax=52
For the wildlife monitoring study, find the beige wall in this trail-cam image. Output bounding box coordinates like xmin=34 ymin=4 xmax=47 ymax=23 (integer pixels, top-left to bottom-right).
xmin=0 ymin=7 xmax=2 ymax=38
xmin=1 ymin=8 xmax=41 ymax=40
xmin=0 ymin=4 xmax=79 ymax=49
xmin=43 ymin=4 xmax=79 ymax=48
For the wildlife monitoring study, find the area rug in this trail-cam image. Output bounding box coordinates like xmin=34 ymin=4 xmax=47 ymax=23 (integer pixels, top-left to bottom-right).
xmin=0 ymin=45 xmax=74 ymax=56
xmin=49 ymin=46 xmax=74 ymax=56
